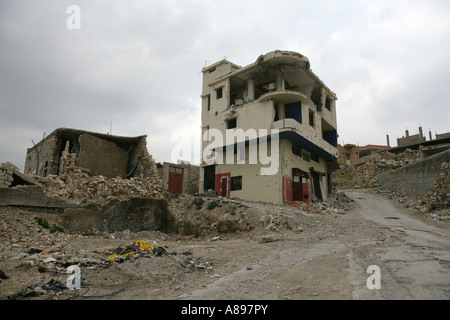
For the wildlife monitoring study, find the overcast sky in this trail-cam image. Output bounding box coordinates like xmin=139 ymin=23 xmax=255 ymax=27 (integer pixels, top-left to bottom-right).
xmin=1 ymin=0 xmax=449 ymax=170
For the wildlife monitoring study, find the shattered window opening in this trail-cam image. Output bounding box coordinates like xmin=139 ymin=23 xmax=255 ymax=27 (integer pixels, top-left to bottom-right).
xmin=216 ymin=87 xmax=223 ymax=99
xmin=309 ymin=109 xmax=315 ymax=127
xmin=325 ymin=96 xmax=332 ymax=111
xmin=227 ymin=118 xmax=237 ymax=129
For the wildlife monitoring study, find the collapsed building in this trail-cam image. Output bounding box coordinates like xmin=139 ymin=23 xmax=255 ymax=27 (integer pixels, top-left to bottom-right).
xmin=24 ymin=128 xmax=157 ymax=179
xmin=1 ymin=128 xmax=168 ymax=233
xmin=200 ymin=50 xmax=339 ymax=205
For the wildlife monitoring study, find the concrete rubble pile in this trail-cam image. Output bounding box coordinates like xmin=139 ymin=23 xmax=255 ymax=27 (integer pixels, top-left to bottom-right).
xmin=166 ymin=194 xmax=255 ymax=237
xmin=398 ymin=160 xmax=450 ymax=217
xmin=307 ymin=191 xmax=356 ymax=215
xmin=33 ymin=168 xmax=165 ymax=205
xmin=332 ymin=149 xmax=419 ymax=189
xmin=422 ymin=161 xmax=450 ymax=213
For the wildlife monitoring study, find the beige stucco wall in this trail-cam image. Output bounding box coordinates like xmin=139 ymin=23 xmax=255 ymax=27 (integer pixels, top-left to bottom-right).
xmin=279 ymin=139 xmax=329 ymax=198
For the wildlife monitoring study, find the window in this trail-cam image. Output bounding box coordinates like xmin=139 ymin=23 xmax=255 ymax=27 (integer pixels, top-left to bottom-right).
xmin=231 ymin=176 xmax=242 ymax=191
xmin=227 ymin=118 xmax=237 ymax=129
xmin=209 ymin=66 xmax=216 ymax=73
xmin=216 ymin=87 xmax=223 ymax=99
xmin=207 ymin=94 xmax=211 ymax=111
xmin=303 ymin=152 xmax=311 ymax=162
xmin=309 ymin=109 xmax=315 ymax=127
xmin=274 ymin=102 xmax=279 ymax=122
xmin=325 ymin=96 xmax=332 ymax=111
xmin=292 ymin=145 xmax=302 ymax=156
xmin=43 ymin=160 xmax=49 ymax=177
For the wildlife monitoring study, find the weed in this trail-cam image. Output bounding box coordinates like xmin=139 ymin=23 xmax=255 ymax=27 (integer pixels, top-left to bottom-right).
xmin=207 ymin=200 xmax=221 ymax=210
xmin=192 ymin=197 xmax=205 ymax=210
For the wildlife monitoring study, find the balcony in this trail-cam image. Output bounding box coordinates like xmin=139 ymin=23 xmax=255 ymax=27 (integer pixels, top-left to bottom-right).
xmin=258 ymin=90 xmax=308 ymax=105
xmin=273 ymin=118 xmax=338 ymax=161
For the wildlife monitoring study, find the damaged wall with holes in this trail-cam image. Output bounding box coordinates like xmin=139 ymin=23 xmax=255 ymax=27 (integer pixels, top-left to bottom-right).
xmin=24 ymin=128 xmax=159 ymax=180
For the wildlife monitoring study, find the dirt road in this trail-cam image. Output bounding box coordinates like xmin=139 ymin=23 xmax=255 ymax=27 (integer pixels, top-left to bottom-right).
xmin=174 ymin=190 xmax=450 ymax=300
xmin=1 ymin=189 xmax=449 ymax=300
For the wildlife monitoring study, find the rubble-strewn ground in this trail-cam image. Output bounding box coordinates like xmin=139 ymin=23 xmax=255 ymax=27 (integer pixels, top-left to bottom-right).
xmin=1 ymin=149 xmax=448 ymax=300
xmin=0 ymin=192 xmax=357 ymax=300
xmin=33 ymin=168 xmax=165 ymax=205
xmin=332 ymin=149 xmax=420 ymax=189
xmin=333 ymin=149 xmax=449 ymax=218
xmin=1 ymin=187 xmax=449 ymax=300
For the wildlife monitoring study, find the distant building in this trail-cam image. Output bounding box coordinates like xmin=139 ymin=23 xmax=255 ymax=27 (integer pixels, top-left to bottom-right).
xmin=158 ymin=161 xmax=199 ymax=195
xmin=337 ymin=144 xmax=390 ymax=165
xmin=397 ymin=127 xmax=426 ymax=148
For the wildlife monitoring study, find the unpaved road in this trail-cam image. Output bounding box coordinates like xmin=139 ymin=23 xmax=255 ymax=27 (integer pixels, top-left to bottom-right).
xmin=175 ymin=189 xmax=450 ymax=300
xmin=1 ymin=189 xmax=449 ymax=300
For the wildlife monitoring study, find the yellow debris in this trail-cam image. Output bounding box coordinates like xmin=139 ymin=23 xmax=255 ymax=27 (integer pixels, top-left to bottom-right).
xmin=134 ymin=240 xmax=154 ymax=251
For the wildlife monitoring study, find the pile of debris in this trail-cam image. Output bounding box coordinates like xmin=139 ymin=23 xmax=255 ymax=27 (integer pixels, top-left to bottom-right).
xmin=33 ymin=168 xmax=165 ymax=205
xmin=332 ymin=149 xmax=419 ymax=189
xmin=408 ymin=160 xmax=450 ymax=216
xmin=370 ymin=160 xmax=449 ymax=219
xmin=166 ymin=194 xmax=256 ymax=237
xmin=423 ymin=161 xmax=449 ymax=213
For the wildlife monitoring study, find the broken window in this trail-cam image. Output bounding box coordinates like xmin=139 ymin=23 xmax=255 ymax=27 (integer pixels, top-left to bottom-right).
xmin=230 ymin=77 xmax=247 ymax=106
xmin=292 ymin=145 xmax=302 ymax=157
xmin=209 ymin=66 xmax=216 ymax=73
xmin=309 ymin=109 xmax=315 ymax=127
xmin=311 ymin=85 xmax=322 ymax=110
xmin=43 ymin=161 xmax=49 ymax=177
xmin=311 ymin=153 xmax=319 ymax=163
xmin=231 ymin=176 xmax=242 ymax=191
xmin=227 ymin=118 xmax=237 ymax=129
xmin=216 ymin=87 xmax=223 ymax=99
xmin=274 ymin=102 xmax=279 ymax=122
xmin=303 ymin=152 xmax=311 ymax=162
xmin=325 ymin=96 xmax=332 ymax=111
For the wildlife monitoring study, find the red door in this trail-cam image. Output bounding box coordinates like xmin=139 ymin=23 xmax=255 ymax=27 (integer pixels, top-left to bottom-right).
xmin=221 ymin=177 xmax=227 ymax=197
xmin=293 ymin=182 xmax=302 ymax=201
xmin=302 ymin=183 xmax=309 ymax=204
xmin=168 ymin=167 xmax=183 ymax=194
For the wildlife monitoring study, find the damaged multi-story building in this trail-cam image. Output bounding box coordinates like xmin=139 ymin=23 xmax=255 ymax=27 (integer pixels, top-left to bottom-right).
xmin=200 ymin=50 xmax=339 ymax=205
xmin=24 ymin=128 xmax=158 ymax=180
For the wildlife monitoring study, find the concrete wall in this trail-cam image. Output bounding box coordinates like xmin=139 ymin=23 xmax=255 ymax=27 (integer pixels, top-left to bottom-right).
xmin=377 ymin=150 xmax=450 ymax=197
xmin=57 ymin=197 xmax=168 ymax=233
xmin=25 ymin=133 xmax=60 ymax=176
xmin=77 ymin=134 xmax=128 ymax=178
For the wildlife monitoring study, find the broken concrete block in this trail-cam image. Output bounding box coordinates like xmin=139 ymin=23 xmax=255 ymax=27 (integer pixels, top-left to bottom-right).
xmin=257 ymin=234 xmax=280 ymax=243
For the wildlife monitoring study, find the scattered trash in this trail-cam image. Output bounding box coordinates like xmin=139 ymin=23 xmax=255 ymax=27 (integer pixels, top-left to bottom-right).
xmin=7 ymin=278 xmax=69 ymax=300
xmin=100 ymin=239 xmax=167 ymax=263
xmin=265 ymin=216 xmax=280 ymax=231
xmin=331 ymin=201 xmax=342 ymax=208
